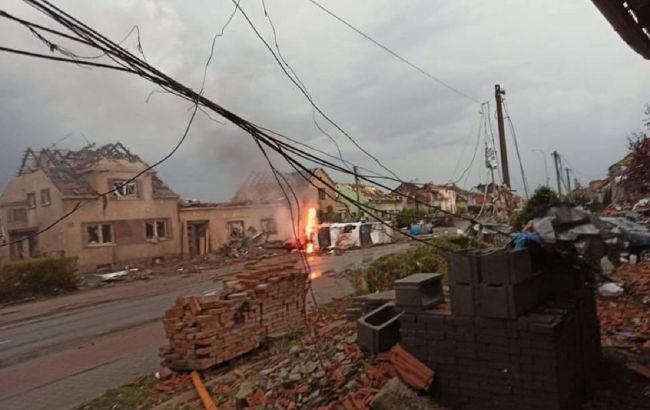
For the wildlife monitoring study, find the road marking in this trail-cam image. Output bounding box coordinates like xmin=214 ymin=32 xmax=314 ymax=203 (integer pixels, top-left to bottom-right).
xmin=0 ymin=340 xmax=12 ymax=345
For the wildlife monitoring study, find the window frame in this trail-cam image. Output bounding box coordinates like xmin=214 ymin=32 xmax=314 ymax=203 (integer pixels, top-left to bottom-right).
xmin=85 ymin=222 xmax=115 ymax=246
xmin=260 ymin=218 xmax=278 ymax=234
xmin=12 ymin=208 xmax=28 ymax=222
xmin=227 ymin=220 xmax=245 ymax=239
xmin=40 ymin=188 xmax=51 ymax=207
xmin=145 ymin=219 xmax=169 ymax=241
xmin=111 ymin=179 xmax=139 ymax=200
xmin=318 ymin=188 xmax=327 ymax=200
xmin=27 ymin=193 xmax=36 ymax=209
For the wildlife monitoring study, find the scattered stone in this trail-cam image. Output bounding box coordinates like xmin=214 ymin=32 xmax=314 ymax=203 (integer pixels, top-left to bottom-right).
xmin=301 ymin=360 xmax=317 ymax=374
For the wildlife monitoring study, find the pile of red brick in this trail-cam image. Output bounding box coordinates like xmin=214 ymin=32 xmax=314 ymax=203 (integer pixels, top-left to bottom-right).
xmin=159 ymin=263 xmax=307 ymax=370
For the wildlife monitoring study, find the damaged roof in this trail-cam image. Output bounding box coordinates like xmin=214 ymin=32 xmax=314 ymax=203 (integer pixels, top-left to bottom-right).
xmin=18 ymin=142 xmax=178 ymax=199
xmin=232 ymin=168 xmax=328 ymax=204
xmin=592 ymin=0 xmax=650 ymax=59
xmin=338 ymin=183 xmax=400 ymax=202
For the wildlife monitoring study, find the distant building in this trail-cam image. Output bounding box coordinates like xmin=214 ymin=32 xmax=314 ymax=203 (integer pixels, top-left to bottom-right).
xmin=0 ymin=143 xmax=180 ymax=270
xmin=334 ymin=183 xmax=402 ymax=221
xmin=394 ymin=183 xmax=457 ymax=214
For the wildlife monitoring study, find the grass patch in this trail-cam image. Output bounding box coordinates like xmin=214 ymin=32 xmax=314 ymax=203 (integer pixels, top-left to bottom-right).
xmin=346 ymin=236 xmax=486 ymax=294
xmin=77 ymin=375 xmax=158 ymax=410
xmin=0 ymin=256 xmax=79 ymax=302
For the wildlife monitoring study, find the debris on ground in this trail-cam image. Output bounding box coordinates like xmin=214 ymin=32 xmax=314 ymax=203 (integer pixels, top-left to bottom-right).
xmin=597 ymin=262 xmax=650 ymax=351
xmin=96 ymin=270 xmax=129 ymax=282
xmin=190 ymin=371 xmax=218 ymax=410
xmin=148 ymin=298 xmax=451 ymax=410
xmin=389 ymin=345 xmax=434 ymax=391
xmin=370 ymin=377 xmax=446 ymax=410
xmin=599 ymin=282 xmax=624 ymax=298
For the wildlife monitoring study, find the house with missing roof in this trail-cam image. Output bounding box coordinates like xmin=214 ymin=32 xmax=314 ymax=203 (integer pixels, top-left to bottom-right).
xmin=334 ymin=183 xmax=402 ymax=221
xmin=0 ymin=143 xmax=180 ymax=269
xmin=178 ymin=168 xmax=338 ymax=258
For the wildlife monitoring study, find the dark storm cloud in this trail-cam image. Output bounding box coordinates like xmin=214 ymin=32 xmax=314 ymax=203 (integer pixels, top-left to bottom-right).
xmin=1 ymin=0 xmax=648 ymax=201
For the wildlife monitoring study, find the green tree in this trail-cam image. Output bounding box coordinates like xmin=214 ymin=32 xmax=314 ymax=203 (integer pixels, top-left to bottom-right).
xmin=512 ymin=186 xmax=559 ymax=230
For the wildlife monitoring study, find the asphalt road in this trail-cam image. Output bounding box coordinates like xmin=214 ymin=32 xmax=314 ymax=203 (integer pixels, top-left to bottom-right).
xmin=0 ymin=243 xmax=410 ymax=410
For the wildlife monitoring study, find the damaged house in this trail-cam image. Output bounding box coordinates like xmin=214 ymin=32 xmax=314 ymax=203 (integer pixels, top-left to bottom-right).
xmin=334 ymin=183 xmax=402 ymax=221
xmin=394 ymin=182 xmax=458 ymax=214
xmin=0 ymin=143 xmax=180 ymax=269
xmin=179 ymin=167 xmax=338 ymax=257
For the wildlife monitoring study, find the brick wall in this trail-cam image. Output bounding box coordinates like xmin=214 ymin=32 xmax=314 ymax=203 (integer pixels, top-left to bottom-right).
xmin=159 ymin=264 xmax=307 ymax=370
xmin=399 ymin=288 xmax=600 ymax=410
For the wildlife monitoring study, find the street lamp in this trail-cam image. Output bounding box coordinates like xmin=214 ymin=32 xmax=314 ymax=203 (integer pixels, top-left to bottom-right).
xmin=531 ymin=149 xmax=550 ymax=188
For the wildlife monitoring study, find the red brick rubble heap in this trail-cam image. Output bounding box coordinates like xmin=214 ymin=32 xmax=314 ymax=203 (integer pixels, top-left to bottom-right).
xmin=159 ymin=263 xmax=308 ymax=370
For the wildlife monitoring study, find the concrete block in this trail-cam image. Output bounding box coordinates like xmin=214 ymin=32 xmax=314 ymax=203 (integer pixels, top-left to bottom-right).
xmin=479 ymin=249 xmax=532 ymax=285
xmin=394 ymin=273 xmax=443 ymax=310
xmin=357 ymin=302 xmax=403 ymax=355
xmin=478 ymin=284 xmax=511 ymax=319
xmin=449 ymin=283 xmax=476 ymax=316
xmin=448 ymin=250 xmax=480 ymax=284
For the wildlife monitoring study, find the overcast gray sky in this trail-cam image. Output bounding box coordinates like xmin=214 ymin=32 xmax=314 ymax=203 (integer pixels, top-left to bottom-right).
xmin=1 ymin=0 xmax=648 ymax=201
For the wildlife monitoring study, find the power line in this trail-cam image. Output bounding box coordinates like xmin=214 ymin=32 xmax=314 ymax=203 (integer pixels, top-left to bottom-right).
xmin=259 ymin=0 xmax=351 ymax=173
xmin=502 ymin=100 xmax=530 ymax=199
xmin=305 ymin=0 xmax=483 ymax=104
xmin=0 ymin=0 xmax=512 ymax=245
xmin=231 ymin=0 xmax=400 ymax=180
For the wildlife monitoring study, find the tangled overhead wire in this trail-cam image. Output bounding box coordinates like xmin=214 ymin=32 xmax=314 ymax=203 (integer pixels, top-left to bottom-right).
xmin=0 ymin=0 xmax=511 ymax=254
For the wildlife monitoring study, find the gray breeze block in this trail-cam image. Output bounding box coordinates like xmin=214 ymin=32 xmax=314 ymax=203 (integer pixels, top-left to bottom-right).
xmin=394 ymin=273 xmax=444 ymax=310
xmin=357 ymin=302 xmax=403 ymax=355
xmin=479 ymin=248 xmax=532 ymax=285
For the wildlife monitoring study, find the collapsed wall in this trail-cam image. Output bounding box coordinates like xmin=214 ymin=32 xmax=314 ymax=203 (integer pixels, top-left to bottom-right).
xmin=159 ymin=263 xmax=307 ymax=370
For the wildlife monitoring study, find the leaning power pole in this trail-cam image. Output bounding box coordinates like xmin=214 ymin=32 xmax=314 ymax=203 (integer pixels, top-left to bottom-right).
xmin=353 ymin=165 xmax=361 ymax=220
xmin=551 ymin=151 xmax=563 ymax=196
xmin=495 ymin=85 xmax=511 ymax=188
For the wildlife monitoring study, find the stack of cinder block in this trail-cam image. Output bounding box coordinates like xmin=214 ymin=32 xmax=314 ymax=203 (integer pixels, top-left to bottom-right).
xmin=395 ymin=248 xmax=601 ymax=410
xmin=159 ymin=265 xmax=307 ymax=370
xmin=448 ymin=249 xmax=538 ymax=318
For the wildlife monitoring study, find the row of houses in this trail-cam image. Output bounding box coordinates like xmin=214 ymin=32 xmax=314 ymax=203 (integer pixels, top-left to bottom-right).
xmin=0 ymin=143 xmax=468 ymax=270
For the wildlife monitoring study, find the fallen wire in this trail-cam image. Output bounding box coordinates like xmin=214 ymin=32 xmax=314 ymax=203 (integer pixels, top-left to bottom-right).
xmin=0 ymin=0 xmax=512 ymax=255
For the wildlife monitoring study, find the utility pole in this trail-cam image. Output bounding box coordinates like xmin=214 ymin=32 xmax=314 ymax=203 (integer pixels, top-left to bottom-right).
xmin=565 ymin=168 xmax=572 ymax=195
xmin=353 ymin=165 xmax=361 ymax=220
xmin=551 ymin=151 xmax=563 ymax=196
xmin=495 ymin=84 xmax=511 ymax=189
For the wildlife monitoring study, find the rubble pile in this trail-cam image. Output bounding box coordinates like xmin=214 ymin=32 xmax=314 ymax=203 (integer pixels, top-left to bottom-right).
xmin=153 ymin=299 xmax=451 ymax=410
xmin=159 ymin=262 xmax=307 ymax=370
xmin=597 ymin=262 xmax=650 ymax=351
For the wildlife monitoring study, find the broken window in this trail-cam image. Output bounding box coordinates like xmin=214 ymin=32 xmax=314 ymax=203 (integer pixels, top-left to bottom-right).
xmin=40 ymin=189 xmax=51 ymax=206
xmin=318 ymin=188 xmax=326 ymax=200
xmin=27 ymin=193 xmax=36 ymax=208
xmin=261 ymin=218 xmax=277 ymax=234
xmin=227 ymin=221 xmax=244 ymax=239
xmin=86 ymin=223 xmax=114 ymax=245
xmin=12 ymin=208 xmax=27 ymax=222
xmin=145 ymin=219 xmax=168 ymax=240
xmin=112 ymin=179 xmax=138 ymax=199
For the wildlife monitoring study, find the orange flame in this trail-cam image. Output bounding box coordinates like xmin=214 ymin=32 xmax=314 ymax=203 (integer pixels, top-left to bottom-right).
xmin=305 ymin=207 xmax=317 ymax=254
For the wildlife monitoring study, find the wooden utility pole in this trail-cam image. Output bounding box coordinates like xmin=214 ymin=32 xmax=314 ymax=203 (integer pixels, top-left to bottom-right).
xmin=494 ymin=85 xmax=511 ymax=188
xmin=565 ymin=168 xmax=572 ymax=195
xmin=353 ymin=165 xmax=361 ymax=220
xmin=551 ymin=151 xmax=563 ymax=196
